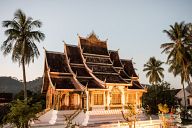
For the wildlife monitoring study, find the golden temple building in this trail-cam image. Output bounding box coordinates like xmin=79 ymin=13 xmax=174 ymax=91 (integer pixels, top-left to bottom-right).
xmin=41 ymin=33 xmax=146 ymax=111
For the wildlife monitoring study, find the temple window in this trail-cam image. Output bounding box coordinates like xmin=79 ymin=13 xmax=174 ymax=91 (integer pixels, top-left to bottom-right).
xmin=70 ymin=93 xmax=79 ymax=106
xmin=128 ymin=93 xmax=136 ymax=104
xmin=94 ymin=94 xmax=103 ymax=105
xmin=111 ymin=87 xmax=121 ymax=105
xmin=112 ymin=94 xmax=121 ymax=105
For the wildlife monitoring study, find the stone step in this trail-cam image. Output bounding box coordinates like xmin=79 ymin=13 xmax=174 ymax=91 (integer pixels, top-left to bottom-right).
xmin=31 ymin=109 xmax=82 ymax=127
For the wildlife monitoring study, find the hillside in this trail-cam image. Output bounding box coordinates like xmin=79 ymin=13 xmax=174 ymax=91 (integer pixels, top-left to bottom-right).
xmin=0 ymin=76 xmax=42 ymax=94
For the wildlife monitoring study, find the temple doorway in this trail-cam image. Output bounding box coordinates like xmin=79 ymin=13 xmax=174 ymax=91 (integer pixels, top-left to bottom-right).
xmin=111 ymin=87 xmax=121 ymax=105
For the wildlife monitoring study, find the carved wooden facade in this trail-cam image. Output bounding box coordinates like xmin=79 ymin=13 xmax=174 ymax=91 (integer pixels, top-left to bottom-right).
xmin=42 ymin=33 xmax=146 ymax=111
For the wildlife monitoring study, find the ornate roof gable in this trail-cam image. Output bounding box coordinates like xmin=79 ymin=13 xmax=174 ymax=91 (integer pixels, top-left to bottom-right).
xmin=86 ymin=32 xmax=101 ymax=42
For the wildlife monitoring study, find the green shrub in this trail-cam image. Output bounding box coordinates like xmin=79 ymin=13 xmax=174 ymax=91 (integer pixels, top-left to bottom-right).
xmin=2 ymin=99 xmax=42 ymax=128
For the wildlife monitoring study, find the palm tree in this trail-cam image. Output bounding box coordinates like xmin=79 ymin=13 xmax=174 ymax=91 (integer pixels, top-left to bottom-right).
xmin=143 ymin=57 xmax=164 ymax=113
xmin=1 ymin=9 xmax=45 ymax=100
xmin=143 ymin=57 xmax=164 ymax=85
xmin=161 ymin=22 xmax=192 ymax=118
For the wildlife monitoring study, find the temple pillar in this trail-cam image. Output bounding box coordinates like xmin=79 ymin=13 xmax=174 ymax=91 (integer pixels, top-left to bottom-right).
xmin=127 ymin=92 xmax=129 ymax=105
xmin=86 ymin=90 xmax=89 ymax=111
xmin=136 ymin=92 xmax=138 ymax=108
xmin=58 ymin=92 xmax=60 ymax=110
xmin=65 ymin=94 xmax=69 ymax=107
xmin=103 ymin=91 xmax=106 ymax=109
xmin=89 ymin=91 xmax=92 ymax=109
xmin=107 ymin=91 xmax=110 ymax=110
xmin=122 ymin=91 xmax=125 ymax=110
xmin=56 ymin=92 xmax=58 ymax=110
xmin=54 ymin=92 xmax=57 ymax=110
xmin=80 ymin=92 xmax=83 ymax=109
xmin=138 ymin=93 xmax=140 ymax=107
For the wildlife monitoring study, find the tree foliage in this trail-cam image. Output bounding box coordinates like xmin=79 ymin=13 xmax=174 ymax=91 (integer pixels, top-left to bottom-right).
xmin=142 ymin=81 xmax=178 ymax=114
xmin=1 ymin=9 xmax=45 ymax=100
xmin=161 ymin=22 xmax=192 ymax=84
xmin=143 ymin=57 xmax=164 ymax=84
xmin=2 ymin=99 xmax=42 ymax=128
xmin=161 ymin=22 xmax=192 ymax=118
xmin=14 ymin=90 xmax=46 ymax=109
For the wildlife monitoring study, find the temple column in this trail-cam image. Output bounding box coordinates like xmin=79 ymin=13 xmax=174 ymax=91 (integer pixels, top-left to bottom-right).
xmin=54 ymin=92 xmax=57 ymax=110
xmin=56 ymin=92 xmax=59 ymax=110
xmin=49 ymin=88 xmax=52 ymax=109
xmin=122 ymin=91 xmax=125 ymax=110
xmin=107 ymin=91 xmax=110 ymax=110
xmin=58 ymin=92 xmax=61 ymax=110
xmin=80 ymin=92 xmax=82 ymax=109
xmin=86 ymin=90 xmax=89 ymax=111
xmin=103 ymin=91 xmax=106 ymax=109
xmin=90 ymin=92 xmax=92 ymax=109
xmin=136 ymin=92 xmax=138 ymax=108
xmin=66 ymin=94 xmax=69 ymax=106
xmin=138 ymin=93 xmax=140 ymax=107
xmin=127 ymin=92 xmax=129 ymax=105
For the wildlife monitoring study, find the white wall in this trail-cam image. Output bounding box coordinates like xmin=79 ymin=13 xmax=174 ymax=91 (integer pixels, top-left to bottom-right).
xmin=189 ymin=97 xmax=192 ymax=106
xmin=175 ymin=89 xmax=190 ymax=106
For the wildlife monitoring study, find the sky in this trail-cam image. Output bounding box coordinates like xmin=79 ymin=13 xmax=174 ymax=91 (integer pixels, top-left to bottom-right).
xmin=0 ymin=0 xmax=192 ymax=88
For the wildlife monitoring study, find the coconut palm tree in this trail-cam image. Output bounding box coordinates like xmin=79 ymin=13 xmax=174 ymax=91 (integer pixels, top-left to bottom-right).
xmin=143 ymin=57 xmax=164 ymax=85
xmin=143 ymin=57 xmax=164 ymax=113
xmin=161 ymin=22 xmax=192 ymax=118
xmin=1 ymin=9 xmax=45 ymax=100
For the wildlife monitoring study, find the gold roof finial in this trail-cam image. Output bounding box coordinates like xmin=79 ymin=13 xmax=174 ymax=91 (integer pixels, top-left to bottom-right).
xmin=87 ymin=31 xmax=100 ymax=42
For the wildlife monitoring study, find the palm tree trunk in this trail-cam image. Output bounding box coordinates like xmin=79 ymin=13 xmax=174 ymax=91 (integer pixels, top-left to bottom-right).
xmin=154 ymin=83 xmax=157 ymax=113
xmin=182 ymin=83 xmax=187 ymax=119
xmin=22 ymin=58 xmax=27 ymax=100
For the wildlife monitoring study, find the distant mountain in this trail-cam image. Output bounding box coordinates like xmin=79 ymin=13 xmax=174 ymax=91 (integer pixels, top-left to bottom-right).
xmin=0 ymin=76 xmax=42 ymax=95
xmin=27 ymin=77 xmax=43 ymax=93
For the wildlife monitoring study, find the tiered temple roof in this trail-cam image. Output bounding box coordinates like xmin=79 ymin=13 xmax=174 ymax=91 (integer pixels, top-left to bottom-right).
xmin=109 ymin=50 xmax=143 ymax=89
xmin=42 ymin=33 xmax=144 ymax=93
xmin=121 ymin=59 xmax=138 ymax=78
xmin=46 ymin=52 xmax=70 ymax=73
xmin=65 ymin=44 xmax=104 ymax=89
xmin=79 ymin=34 xmax=109 ymax=56
xmin=42 ymin=51 xmax=82 ymax=93
xmin=109 ymin=50 xmax=131 ymax=82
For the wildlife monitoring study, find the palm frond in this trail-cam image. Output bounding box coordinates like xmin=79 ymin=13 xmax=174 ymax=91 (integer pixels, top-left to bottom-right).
xmin=143 ymin=57 xmax=164 ymax=84
xmin=1 ymin=9 xmax=45 ymax=65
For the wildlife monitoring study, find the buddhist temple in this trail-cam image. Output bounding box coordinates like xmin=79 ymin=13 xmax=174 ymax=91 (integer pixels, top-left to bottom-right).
xmin=41 ymin=33 xmax=146 ymax=111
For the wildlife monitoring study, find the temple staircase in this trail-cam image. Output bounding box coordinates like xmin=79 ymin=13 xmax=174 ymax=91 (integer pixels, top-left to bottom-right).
xmin=82 ymin=109 xmax=149 ymax=127
xmin=30 ymin=109 xmax=149 ymax=127
xmin=31 ymin=109 xmax=83 ymax=127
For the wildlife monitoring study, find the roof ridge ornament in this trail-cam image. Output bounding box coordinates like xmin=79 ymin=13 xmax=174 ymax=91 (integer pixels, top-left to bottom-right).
xmin=85 ymin=82 xmax=88 ymax=91
xmin=81 ymin=48 xmax=84 ymax=53
xmin=62 ymin=40 xmax=67 ymax=44
xmin=86 ymin=31 xmax=101 ymax=42
xmin=104 ymin=78 xmax=106 ymax=83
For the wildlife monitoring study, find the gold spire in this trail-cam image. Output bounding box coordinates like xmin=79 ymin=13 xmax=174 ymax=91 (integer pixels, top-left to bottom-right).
xmin=86 ymin=31 xmax=101 ymax=42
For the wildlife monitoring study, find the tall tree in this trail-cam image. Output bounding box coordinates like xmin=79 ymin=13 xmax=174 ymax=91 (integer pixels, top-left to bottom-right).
xmin=142 ymin=81 xmax=178 ymax=114
xmin=161 ymin=22 xmax=192 ymax=117
xmin=143 ymin=57 xmax=164 ymax=85
xmin=1 ymin=9 xmax=45 ymax=100
xmin=143 ymin=57 xmax=164 ymax=112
